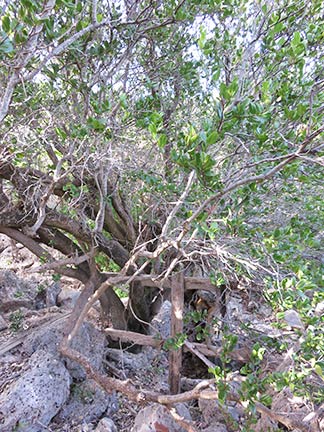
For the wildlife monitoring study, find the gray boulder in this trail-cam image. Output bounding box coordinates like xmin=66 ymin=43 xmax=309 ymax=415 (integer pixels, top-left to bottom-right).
xmin=0 ymin=314 xmax=7 ymax=330
xmin=199 ymin=398 xmax=243 ymax=427
xmin=0 ymin=350 xmax=71 ymax=432
xmin=23 ymin=319 xmax=106 ymax=381
xmin=95 ymin=418 xmax=117 ymax=432
xmin=201 ymin=424 xmax=228 ymax=432
xmin=0 ymin=233 xmax=11 ymax=253
xmin=150 ymin=300 xmax=171 ymax=339
xmin=53 ymin=379 xmax=118 ymax=425
xmin=132 ymin=403 xmax=191 ymax=432
xmin=0 ymin=270 xmax=34 ymax=309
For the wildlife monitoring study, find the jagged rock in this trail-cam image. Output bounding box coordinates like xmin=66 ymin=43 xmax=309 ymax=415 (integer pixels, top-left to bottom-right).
xmin=199 ymin=398 xmax=243 ymax=426
xmin=95 ymin=417 xmax=117 ymax=432
xmin=315 ymin=301 xmax=324 ymax=316
xmin=54 ymin=423 xmax=94 ymax=432
xmin=201 ymin=423 xmax=228 ymax=432
xmin=255 ymin=414 xmax=278 ymax=432
xmin=0 ymin=242 xmax=35 ymax=270
xmin=53 ymin=380 xmax=118 ymax=425
xmin=34 ymin=281 xmax=61 ymax=309
xmin=283 ymin=309 xmax=304 ymax=329
xmin=0 ymin=270 xmax=35 ymax=308
xmin=150 ymin=300 xmax=171 ymax=339
xmin=0 ymin=314 xmax=7 ymax=330
xmin=0 ymin=233 xmax=11 ymax=253
xmin=106 ymin=347 xmax=154 ymax=371
xmin=132 ymin=403 xmax=191 ymax=432
xmin=0 ymin=349 xmax=71 ymax=431
xmin=46 ymin=281 xmax=62 ymax=307
xmin=58 ymin=284 xmax=80 ymax=308
xmin=23 ymin=320 xmax=106 ymax=381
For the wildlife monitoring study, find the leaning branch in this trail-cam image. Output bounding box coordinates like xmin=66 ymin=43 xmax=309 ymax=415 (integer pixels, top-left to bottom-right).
xmin=0 ymin=226 xmax=88 ymax=282
xmin=59 ymin=339 xmax=319 ymax=432
xmin=179 ymin=126 xmax=324 ymax=240
xmin=0 ymin=0 xmax=56 ymax=122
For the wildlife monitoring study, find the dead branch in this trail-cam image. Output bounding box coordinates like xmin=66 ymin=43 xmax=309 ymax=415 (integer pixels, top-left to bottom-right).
xmin=60 ymin=331 xmax=319 ymax=432
xmin=167 ymin=406 xmax=199 ymax=432
xmin=104 ymin=328 xmax=163 ymax=348
xmin=191 ymin=342 xmax=251 ymax=363
xmin=0 ymin=226 xmax=87 ymax=282
xmin=103 ymin=327 xmax=251 ymax=363
xmin=169 ymin=273 xmax=184 ymax=394
xmin=160 ymin=170 xmax=196 ymax=238
xmin=29 ymin=253 xmax=92 ymax=273
xmin=183 ymin=341 xmax=216 ymax=370
xmin=254 ymin=401 xmax=318 ymax=432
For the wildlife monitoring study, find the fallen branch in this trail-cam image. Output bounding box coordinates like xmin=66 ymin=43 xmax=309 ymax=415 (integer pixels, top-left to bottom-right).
xmin=254 ymin=401 xmax=318 ymax=432
xmin=59 ymin=271 xmax=318 ymax=432
xmin=62 ymin=337 xmax=323 ymax=432
xmin=61 ymin=329 xmax=319 ymax=432
xmin=103 ymin=327 xmax=251 ymax=363
xmin=29 ymin=253 xmax=92 ymax=273
xmin=104 ymin=328 xmax=163 ymax=348
xmin=168 ymin=406 xmax=199 ymax=432
xmin=191 ymin=342 xmax=251 ymax=363
xmin=0 ymin=311 xmax=71 ymax=356
xmin=183 ymin=340 xmax=216 ymax=370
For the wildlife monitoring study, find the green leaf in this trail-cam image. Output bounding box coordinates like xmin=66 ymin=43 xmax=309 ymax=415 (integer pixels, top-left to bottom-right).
xmin=315 ymin=364 xmax=323 ymax=377
xmin=148 ymin=123 xmax=157 ymax=135
xmin=273 ymin=22 xmax=284 ymax=33
xmin=206 ymin=131 xmax=218 ymax=145
xmin=220 ymin=82 xmax=229 ymax=100
xmin=87 ymin=117 xmax=106 ymax=131
xmin=2 ymin=16 xmax=10 ymax=33
xmin=55 ymin=127 xmax=67 ymax=140
xmin=212 ymin=70 xmax=220 ymax=81
xmin=292 ymin=31 xmax=301 ymax=47
xmin=158 ymin=134 xmax=167 ymax=148
xmin=198 ymin=26 xmax=206 ymax=49
xmin=0 ymin=32 xmax=14 ymax=53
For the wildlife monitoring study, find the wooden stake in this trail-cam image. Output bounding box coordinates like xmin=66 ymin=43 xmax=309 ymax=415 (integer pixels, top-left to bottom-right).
xmin=169 ymin=272 xmax=184 ymax=394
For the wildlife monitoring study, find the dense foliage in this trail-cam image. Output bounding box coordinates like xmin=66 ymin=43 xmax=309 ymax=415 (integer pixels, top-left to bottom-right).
xmin=0 ymin=0 xmax=323 ymax=424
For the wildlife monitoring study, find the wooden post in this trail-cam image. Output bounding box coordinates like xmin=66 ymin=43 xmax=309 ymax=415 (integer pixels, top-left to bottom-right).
xmin=169 ymin=272 xmax=184 ymax=394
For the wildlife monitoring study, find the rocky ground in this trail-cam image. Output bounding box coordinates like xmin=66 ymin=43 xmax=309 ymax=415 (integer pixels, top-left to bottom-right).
xmin=0 ymin=234 xmax=323 ymax=432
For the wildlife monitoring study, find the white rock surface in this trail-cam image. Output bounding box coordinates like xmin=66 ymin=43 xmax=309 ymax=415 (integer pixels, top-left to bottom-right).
xmin=150 ymin=300 xmax=171 ymax=339
xmin=0 ymin=350 xmax=71 ymax=431
xmin=23 ymin=320 xmax=106 ymax=381
xmin=132 ymin=403 xmax=191 ymax=432
xmin=0 ymin=314 xmax=7 ymax=330
xmin=95 ymin=417 xmax=117 ymax=432
xmin=54 ymin=380 xmax=118 ymax=425
xmin=283 ymin=309 xmax=304 ymax=329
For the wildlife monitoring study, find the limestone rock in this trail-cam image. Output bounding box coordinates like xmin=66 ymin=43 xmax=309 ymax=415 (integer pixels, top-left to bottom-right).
xmin=58 ymin=284 xmax=80 ymax=308
xmin=23 ymin=320 xmax=106 ymax=381
xmin=0 ymin=314 xmax=7 ymax=330
xmin=0 ymin=350 xmax=71 ymax=431
xmin=132 ymin=403 xmax=191 ymax=432
xmin=0 ymin=233 xmax=11 ymax=253
xmin=95 ymin=417 xmax=117 ymax=432
xmin=54 ymin=380 xmax=118 ymax=425
xmin=199 ymin=398 xmax=243 ymax=425
xmin=283 ymin=309 xmax=304 ymax=329
xmin=315 ymin=301 xmax=324 ymax=316
xmin=150 ymin=300 xmax=171 ymax=339
xmin=0 ymin=270 xmax=35 ymax=309
xmin=201 ymin=423 xmax=228 ymax=432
